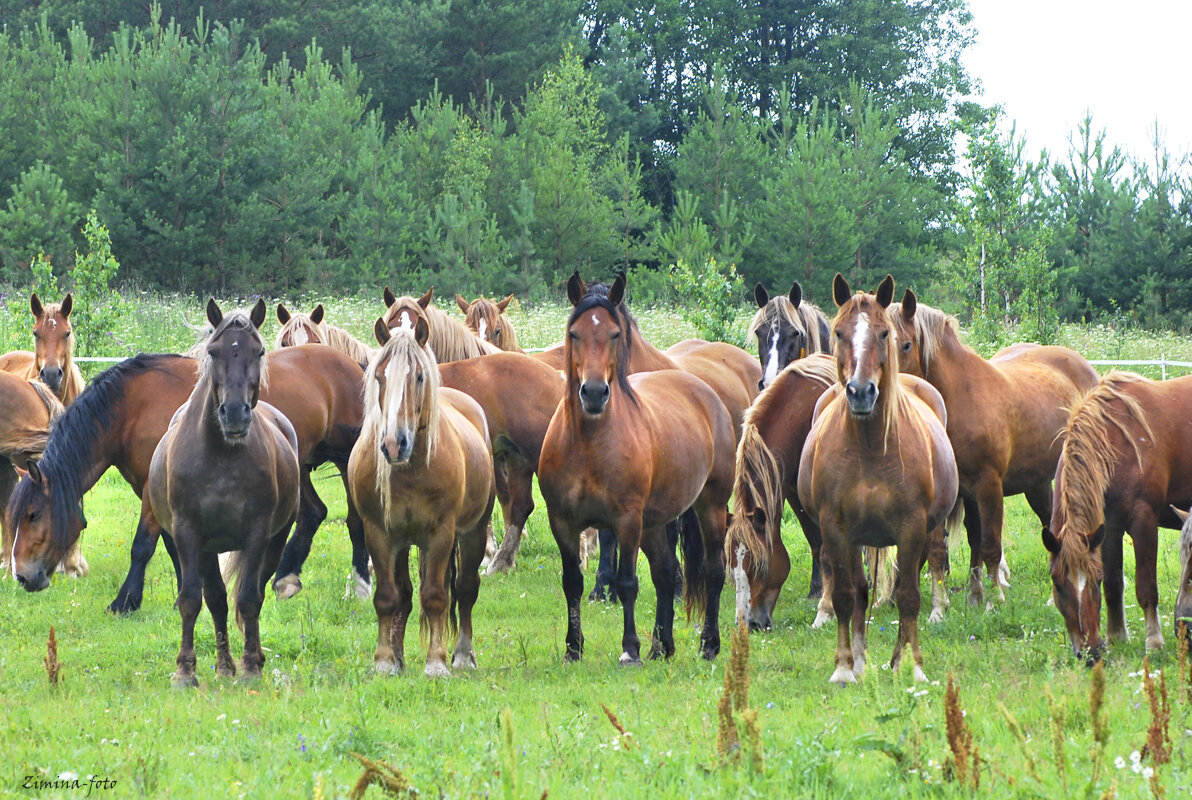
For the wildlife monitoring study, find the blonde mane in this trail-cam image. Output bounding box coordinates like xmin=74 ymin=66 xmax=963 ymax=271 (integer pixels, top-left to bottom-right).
xmin=1055 ymin=371 xmax=1155 ymax=581
xmin=460 ymin=296 xmax=521 ymax=352
xmin=891 ymin=302 xmax=959 ymax=376
xmin=748 ymin=296 xmax=830 ymax=356
xmin=829 ymin=295 xmax=908 ymax=454
xmin=276 ymin=311 xmax=375 ymax=364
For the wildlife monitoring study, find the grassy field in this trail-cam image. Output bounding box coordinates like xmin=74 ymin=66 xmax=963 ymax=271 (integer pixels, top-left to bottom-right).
xmin=2 ymin=294 xmax=1192 ymax=798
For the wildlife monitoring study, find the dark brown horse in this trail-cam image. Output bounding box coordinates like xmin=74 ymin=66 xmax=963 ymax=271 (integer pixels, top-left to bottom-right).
xmin=749 ymin=282 xmax=832 ymax=389
xmin=798 ymin=275 xmax=957 ymax=685
xmin=455 ymin=293 xmax=521 ymax=352
xmin=6 ymin=344 xmax=368 ymax=608
xmin=0 ymin=292 xmax=86 ymax=404
xmin=383 ymin=288 xmax=499 ymax=362
xmin=147 ymin=300 xmax=300 ymax=687
xmin=538 ymin=272 xmax=734 ymax=663
xmin=349 ymin=311 xmax=494 ymax=677
xmin=1045 ymin=371 xmax=1192 ymax=659
xmin=889 ymin=291 xmax=1099 ymax=605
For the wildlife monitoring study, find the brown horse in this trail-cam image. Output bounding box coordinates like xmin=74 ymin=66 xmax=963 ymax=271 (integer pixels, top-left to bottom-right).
xmin=455 ymin=293 xmax=522 ymax=352
xmin=665 ymin=339 xmax=762 ymax=435
xmin=383 ymin=288 xmax=500 ymax=362
xmin=1044 ymin=371 xmax=1192 ymax=659
xmin=349 ymin=312 xmax=494 ymax=677
xmin=6 ymin=344 xmax=368 ymax=609
xmin=276 ymin=302 xmax=374 ymax=365
xmin=538 ymin=272 xmax=734 ymax=663
xmin=0 ymin=292 xmax=86 ymax=404
xmin=146 ymin=300 xmax=300 ymax=687
xmin=888 ymin=291 xmax=1099 ymax=605
xmin=798 ymin=275 xmax=957 ymax=685
xmin=749 ymin=282 xmax=832 ymax=388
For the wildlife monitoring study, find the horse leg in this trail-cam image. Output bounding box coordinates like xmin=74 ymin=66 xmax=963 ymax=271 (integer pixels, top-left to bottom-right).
xmin=811 ymin=529 xmax=834 ymax=629
xmin=824 ymin=539 xmax=858 ymax=685
xmin=340 ymin=469 xmax=372 ymax=599
xmin=548 ymin=510 xmax=585 ymax=662
xmin=109 ymin=500 xmax=169 ymax=614
xmin=890 ymin=530 xmax=928 ymax=683
xmin=974 ymin=472 xmax=1008 ymax=603
xmin=391 ymin=549 xmax=413 ymax=670
xmin=272 ymin=468 xmax=324 ymax=600
xmin=613 ymin=517 xmax=643 ymax=666
xmin=171 ymin=530 xmax=203 ymax=688
xmin=962 ymin=495 xmax=984 ymax=607
xmin=480 ymin=459 xmax=509 ymax=571
xmin=588 ymin=529 xmax=618 ymax=603
xmin=849 ymin=547 xmax=869 ymax=677
xmin=695 ymin=504 xmax=727 ymax=660
xmin=452 ymin=519 xmax=486 ymax=671
xmin=368 ymin=518 xmax=403 ymax=674
xmin=1129 ymin=511 xmax=1164 ymax=651
xmin=641 ymin=526 xmax=677 ymax=660
xmin=235 ymin=532 xmax=274 ymax=680
xmin=796 ymin=502 xmax=823 ymax=600
xmin=1102 ymin=528 xmax=1128 ymax=643
xmin=420 ymin=524 xmax=455 ymax=678
xmin=199 ymin=551 xmax=235 ymax=678
xmin=486 ymin=457 xmax=536 ymax=575
xmin=926 ymin=522 xmax=950 ymax=623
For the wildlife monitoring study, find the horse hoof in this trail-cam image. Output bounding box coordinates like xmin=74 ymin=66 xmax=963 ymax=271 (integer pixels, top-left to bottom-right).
xmin=928 ymin=608 xmax=945 ymax=624
xmin=852 ymin=656 xmax=866 ymax=678
xmin=913 ymin=665 xmax=928 ymax=683
xmin=829 ymin=666 xmax=857 ymax=686
xmin=343 ymin=573 xmax=370 ymax=600
xmin=107 ymin=598 xmax=141 ymax=615
xmin=216 ymin=662 xmax=237 ymax=679
xmin=484 ymin=555 xmax=515 ymax=576
xmin=811 ymin=609 xmax=832 ymax=629
xmin=452 ymin=651 xmax=477 ymax=670
xmin=171 ymin=672 xmax=199 ymax=689
xmin=375 ymin=659 xmax=403 ymax=675
xmin=425 ymin=661 xmax=451 ymax=678
xmin=618 ymin=652 xmax=642 ymax=667
xmin=274 ymin=575 xmax=302 ymax=600
xmin=1146 ymin=634 xmax=1165 ymax=651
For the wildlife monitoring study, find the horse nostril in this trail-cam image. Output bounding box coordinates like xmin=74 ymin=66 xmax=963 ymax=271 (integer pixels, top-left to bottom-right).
xmin=380 ymin=442 xmax=390 ymax=460
xmin=16 ymin=573 xmax=27 ymax=587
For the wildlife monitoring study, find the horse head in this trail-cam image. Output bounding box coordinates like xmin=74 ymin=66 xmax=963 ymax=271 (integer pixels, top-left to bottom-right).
xmin=888 ymin=288 xmax=926 ymax=377
xmin=565 ymin=272 xmax=631 ymax=417
xmin=383 ymin=287 xmax=433 ymax=338
xmin=1042 ymin=515 xmax=1106 ymax=662
xmin=831 ymin=274 xmax=898 ymax=418
xmin=751 ymin=282 xmax=809 ymax=390
xmin=30 ymin=292 xmax=74 ymax=394
xmin=204 ymin=299 xmax=267 ymax=442
xmin=456 ymin=293 xmax=513 ymax=348
xmin=8 ymin=460 xmax=83 ymax=592
xmin=275 ymin=302 xmax=326 ymax=348
xmin=368 ymin=313 xmax=436 ymax=466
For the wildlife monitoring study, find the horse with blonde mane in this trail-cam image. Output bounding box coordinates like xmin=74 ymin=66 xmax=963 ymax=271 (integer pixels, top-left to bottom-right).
xmin=798 ymin=275 xmax=957 ymax=685
xmin=749 ymin=282 xmax=832 ymax=389
xmin=0 ymin=292 xmax=86 ymax=405
xmin=455 ymin=293 xmax=522 ymax=352
xmin=276 ymin=302 xmax=374 ymax=366
xmin=383 ymin=288 xmax=500 ymax=362
xmin=1044 ymin=371 xmax=1192 ymax=660
xmin=349 ymin=310 xmax=495 ymax=677
xmin=888 ymin=289 xmax=1099 ymax=606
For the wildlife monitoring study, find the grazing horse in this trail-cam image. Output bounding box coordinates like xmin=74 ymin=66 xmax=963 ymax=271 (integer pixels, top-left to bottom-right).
xmin=538 ymin=272 xmax=734 ymax=663
xmin=749 ymin=282 xmax=831 ymax=389
xmin=349 ymin=312 xmax=494 ymax=677
xmin=455 ymin=293 xmax=522 ymax=352
xmin=383 ymin=288 xmax=500 ymax=362
xmin=147 ymin=300 xmax=300 ymax=687
xmin=888 ymin=291 xmax=1099 ymax=605
xmin=276 ymin=302 xmax=374 ymax=365
xmin=798 ymin=275 xmax=957 ymax=685
xmin=0 ymin=292 xmax=86 ymax=404
xmin=1044 ymin=372 xmax=1192 ymax=659
xmin=6 ymin=345 xmax=369 ymax=610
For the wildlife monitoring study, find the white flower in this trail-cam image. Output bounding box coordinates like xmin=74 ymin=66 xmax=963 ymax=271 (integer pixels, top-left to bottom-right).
xmin=1142 ymin=766 xmax=1154 ymax=779
xmin=1115 ymin=756 xmax=1126 ymax=769
xmin=58 ymin=772 xmax=78 ymax=781
xmin=1131 ymin=750 xmax=1142 ymax=763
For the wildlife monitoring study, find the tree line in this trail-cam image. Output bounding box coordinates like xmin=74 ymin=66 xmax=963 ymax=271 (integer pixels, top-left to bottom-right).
xmin=0 ymin=1 xmax=1187 ymax=331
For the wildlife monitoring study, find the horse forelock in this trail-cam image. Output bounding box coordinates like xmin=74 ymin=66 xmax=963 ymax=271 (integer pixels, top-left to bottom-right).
xmin=748 ymin=296 xmax=804 ymax=339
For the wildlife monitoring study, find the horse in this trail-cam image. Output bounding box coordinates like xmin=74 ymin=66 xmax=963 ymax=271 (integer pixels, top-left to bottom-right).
xmin=6 ymin=344 xmax=370 ymax=610
xmin=538 ymin=272 xmax=734 ymax=664
xmin=797 ymin=274 xmax=957 ymax=685
xmin=276 ymin=302 xmax=374 ymax=365
xmin=749 ymin=282 xmax=831 ymax=389
xmin=455 ymin=293 xmax=522 ymax=352
xmin=348 ymin=311 xmax=495 ymax=677
xmin=146 ymin=300 xmax=300 ymax=687
xmin=888 ymin=290 xmax=1099 ymax=605
xmin=0 ymin=292 xmax=86 ymax=404
xmin=1043 ymin=371 xmax=1192 ymax=660
xmin=382 ymin=288 xmax=500 ymax=362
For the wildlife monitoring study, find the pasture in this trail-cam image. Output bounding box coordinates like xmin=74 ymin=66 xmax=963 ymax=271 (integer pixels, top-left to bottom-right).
xmin=2 ymin=293 xmax=1192 ymax=798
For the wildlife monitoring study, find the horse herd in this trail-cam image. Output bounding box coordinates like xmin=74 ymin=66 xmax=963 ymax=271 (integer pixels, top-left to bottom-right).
xmin=2 ymin=274 xmax=1191 ymax=686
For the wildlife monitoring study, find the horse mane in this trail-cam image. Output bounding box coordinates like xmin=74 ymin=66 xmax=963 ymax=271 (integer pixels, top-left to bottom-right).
xmin=8 ymin=354 xmax=195 ymax=559
xmin=0 ymin=380 xmax=63 ymax=458
xmin=198 ymin=310 xmax=268 ymax=389
xmin=274 ymin=313 xmax=329 ymax=350
xmin=424 ymin=305 xmax=500 ymax=362
xmin=893 ymin=302 xmax=959 ymax=376
xmin=323 ymin=325 xmax=376 ymax=366
xmin=1055 ymin=371 xmax=1155 ymax=581
xmin=780 ymin=351 xmax=837 ymax=388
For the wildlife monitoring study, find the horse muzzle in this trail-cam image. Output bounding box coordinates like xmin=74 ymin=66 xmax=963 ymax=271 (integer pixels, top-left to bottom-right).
xmin=15 ymin=565 xmax=50 ymax=592
xmin=381 ymin=429 xmax=415 ymax=465
xmin=39 ymin=366 xmax=64 ymax=393
xmin=844 ymin=379 xmax=878 ymax=416
xmin=579 ymin=380 xmax=610 ymax=415
xmin=217 ymin=402 xmax=252 ymax=440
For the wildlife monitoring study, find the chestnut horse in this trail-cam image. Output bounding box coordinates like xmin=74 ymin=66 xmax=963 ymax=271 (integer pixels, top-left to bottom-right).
xmin=7 ymin=344 xmax=369 ymax=609
xmin=798 ymin=275 xmax=957 ymax=685
xmin=383 ymin=288 xmax=499 ymax=362
xmin=147 ymin=300 xmax=300 ymax=687
xmin=276 ymin=302 xmax=374 ymax=365
xmin=0 ymin=292 xmax=86 ymax=404
xmin=749 ymin=282 xmax=832 ymax=389
xmin=888 ymin=291 xmax=1099 ymax=605
xmin=349 ymin=313 xmax=494 ymax=677
xmin=538 ymin=272 xmax=734 ymax=663
xmin=1044 ymin=371 xmax=1192 ymax=660
xmin=455 ymin=293 xmax=521 ymax=352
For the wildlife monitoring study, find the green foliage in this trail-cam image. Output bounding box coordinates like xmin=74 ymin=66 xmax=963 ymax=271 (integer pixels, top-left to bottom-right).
xmin=0 ymin=161 xmax=81 ymax=282
xmin=668 ymin=256 xmax=746 ymax=345
xmin=69 ymin=212 xmax=127 ymax=355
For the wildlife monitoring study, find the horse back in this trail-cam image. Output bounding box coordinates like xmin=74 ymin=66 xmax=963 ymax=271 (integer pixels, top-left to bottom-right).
xmin=667 ymin=340 xmax=761 ymax=436
xmin=0 ymin=351 xmax=36 ymax=381
xmin=261 ymin=344 xmax=365 ymax=464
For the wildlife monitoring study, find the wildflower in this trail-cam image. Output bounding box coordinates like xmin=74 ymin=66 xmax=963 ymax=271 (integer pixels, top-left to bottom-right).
xmin=1142 ymin=766 xmax=1154 ymax=779
xmin=1115 ymin=756 xmax=1126 ymax=769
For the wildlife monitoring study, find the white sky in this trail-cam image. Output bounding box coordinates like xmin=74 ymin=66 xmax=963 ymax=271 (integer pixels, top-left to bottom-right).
xmin=963 ymin=0 xmax=1192 ymax=166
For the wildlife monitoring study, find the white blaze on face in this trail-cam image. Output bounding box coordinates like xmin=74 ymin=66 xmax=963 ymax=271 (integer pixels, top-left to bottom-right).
xmin=850 ymin=312 xmax=870 ymax=384
xmin=390 ymin=311 xmax=414 ymax=336
xmin=10 ymin=520 xmax=18 ymax=578
xmin=478 ymin=318 xmax=488 ymax=342
xmin=292 ymin=327 xmax=309 ymax=346
xmin=762 ymin=326 xmax=780 ymax=386
xmin=383 ymin=356 xmax=407 ymax=445
xmin=47 ymin=318 xmax=57 ymax=329
xmin=1075 ymin=569 xmax=1087 ymax=597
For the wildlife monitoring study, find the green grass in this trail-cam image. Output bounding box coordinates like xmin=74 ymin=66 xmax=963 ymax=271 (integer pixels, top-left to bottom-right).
xmin=3 ymin=295 xmax=1192 ymax=798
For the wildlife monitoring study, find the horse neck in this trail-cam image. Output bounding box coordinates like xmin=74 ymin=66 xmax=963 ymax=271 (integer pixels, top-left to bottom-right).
xmin=918 ymin=321 xmax=981 ymax=389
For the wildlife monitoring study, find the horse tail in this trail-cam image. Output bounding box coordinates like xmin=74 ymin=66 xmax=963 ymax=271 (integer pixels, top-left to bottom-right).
xmin=945 ymin=496 xmax=964 ymax=545
xmin=219 ymin=550 xmax=247 ymax=631
xmin=726 ymin=421 xmax=783 ymax=579
xmin=678 ymin=506 xmax=706 ymax=620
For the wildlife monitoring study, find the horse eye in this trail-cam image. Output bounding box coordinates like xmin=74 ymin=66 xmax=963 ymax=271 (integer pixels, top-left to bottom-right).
xmin=902 ymin=342 xmax=912 ymax=352
xmin=834 ymin=330 xmax=842 ymax=339
xmin=610 ymin=331 xmax=621 ymax=340
xmin=416 ymin=372 xmax=424 ymax=384
xmin=28 ymin=510 xmax=40 ymax=521
xmin=494 ymin=327 xmax=501 ymax=335
xmin=568 ymin=331 xmax=578 ymax=341
xmin=880 ymin=330 xmax=889 ymax=340
xmin=257 ymin=349 xmax=265 ymax=359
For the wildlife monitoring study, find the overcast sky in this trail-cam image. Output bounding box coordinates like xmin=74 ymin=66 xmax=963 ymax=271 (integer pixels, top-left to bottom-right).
xmin=963 ymin=0 xmax=1192 ymax=167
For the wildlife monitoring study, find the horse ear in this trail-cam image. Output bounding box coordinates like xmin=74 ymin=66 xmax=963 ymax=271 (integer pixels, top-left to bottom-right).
xmin=608 ymin=273 xmax=626 ymax=307
xmin=1041 ymin=527 xmax=1060 ymax=554
xmin=789 ymin=282 xmax=802 ymax=309
xmin=832 ymin=273 xmax=851 ymax=307
xmin=414 ymin=316 xmax=430 ymax=347
xmin=26 ymin=459 xmax=41 ymax=486
xmin=497 ymin=293 xmax=514 ymax=312
xmin=373 ymin=317 xmax=391 ymax=346
xmin=455 ymin=294 xmax=470 ymax=314
xmin=249 ymin=298 xmax=267 ymax=329
xmin=30 ymin=292 xmax=42 ymax=318
xmin=276 ymin=303 xmax=291 ymax=324
xmin=901 ymin=288 xmax=918 ymax=321
xmin=60 ymin=292 xmax=73 ymax=318
xmin=310 ymin=304 xmax=324 ymax=325
xmin=567 ymin=271 xmax=586 ymax=306
xmin=417 ymin=288 xmax=434 ymax=309
xmin=875 ymin=274 xmax=895 ymax=308
xmin=383 ymin=287 xmax=397 ymax=308
xmin=13 ymin=462 xmax=28 ymax=480
xmin=1172 ymin=505 xmax=1191 ymax=524
xmin=206 ymin=298 xmax=223 ymax=328
xmin=754 ymin=283 xmax=769 ymax=308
